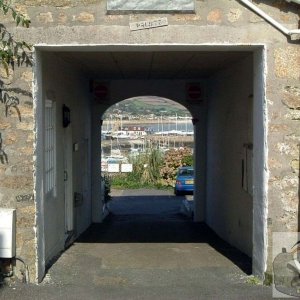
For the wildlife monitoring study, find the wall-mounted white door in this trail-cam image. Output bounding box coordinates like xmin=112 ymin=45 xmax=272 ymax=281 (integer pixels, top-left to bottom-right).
xmin=64 ymin=125 xmax=74 ymax=238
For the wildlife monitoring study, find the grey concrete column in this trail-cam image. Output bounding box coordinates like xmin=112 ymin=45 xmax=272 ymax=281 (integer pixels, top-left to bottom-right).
xmin=193 ymin=107 xmax=207 ymax=222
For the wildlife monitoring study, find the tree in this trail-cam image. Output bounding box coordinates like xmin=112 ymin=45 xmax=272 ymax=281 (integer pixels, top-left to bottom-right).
xmin=0 ymin=1 xmax=31 ymax=118
xmin=0 ymin=1 xmax=31 ymax=163
xmin=0 ymin=1 xmax=31 ymax=73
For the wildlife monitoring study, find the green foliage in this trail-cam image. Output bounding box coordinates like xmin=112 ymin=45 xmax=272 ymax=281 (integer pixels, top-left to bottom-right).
xmin=263 ymin=272 xmax=272 ymax=286
xmin=159 ymin=148 xmax=193 ymax=187
xmin=182 ymin=154 xmax=193 ymax=166
xmin=110 ymin=147 xmax=193 ymax=189
xmin=141 ymin=149 xmax=163 ymax=184
xmin=102 ymin=174 xmax=112 ymax=203
xmin=245 ymin=275 xmax=262 ymax=285
xmin=0 ymin=2 xmax=31 ymax=164
xmin=0 ymin=1 xmax=31 ymax=74
xmin=103 ymin=98 xmax=188 ymax=118
xmin=111 ymin=173 xmax=146 ymax=189
xmin=0 ymin=1 xmax=30 ymax=27
xmin=111 ymin=149 xmax=165 ymax=189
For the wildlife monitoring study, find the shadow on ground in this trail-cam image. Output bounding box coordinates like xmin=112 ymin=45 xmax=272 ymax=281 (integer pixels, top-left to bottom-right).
xmin=77 ymin=194 xmax=252 ymax=275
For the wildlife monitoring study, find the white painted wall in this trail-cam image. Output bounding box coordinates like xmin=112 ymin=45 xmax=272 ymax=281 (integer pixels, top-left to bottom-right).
xmin=206 ymin=55 xmax=253 ymax=257
xmin=39 ymin=52 xmax=92 ymax=265
xmin=252 ymin=48 xmax=268 ymax=277
xmin=34 ymin=50 xmax=46 ymax=282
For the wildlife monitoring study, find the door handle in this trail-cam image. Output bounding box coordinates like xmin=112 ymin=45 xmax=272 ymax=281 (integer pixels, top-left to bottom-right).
xmin=64 ymin=171 xmax=68 ymax=181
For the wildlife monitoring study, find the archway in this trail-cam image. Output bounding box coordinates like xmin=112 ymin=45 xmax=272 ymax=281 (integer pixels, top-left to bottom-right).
xmin=100 ymin=95 xmax=195 ymax=208
xmin=90 ymin=80 xmax=206 ymax=225
xmin=35 ymin=46 xmax=266 ymax=282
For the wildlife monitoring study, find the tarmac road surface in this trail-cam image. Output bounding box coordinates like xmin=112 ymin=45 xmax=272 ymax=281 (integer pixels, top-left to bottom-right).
xmin=0 ymin=189 xmax=271 ymax=299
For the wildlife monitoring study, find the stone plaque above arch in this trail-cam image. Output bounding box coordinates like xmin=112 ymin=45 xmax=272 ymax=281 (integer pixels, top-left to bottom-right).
xmin=107 ymin=0 xmax=195 ymax=14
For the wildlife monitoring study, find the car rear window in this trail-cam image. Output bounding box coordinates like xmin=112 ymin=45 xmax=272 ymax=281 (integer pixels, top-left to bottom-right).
xmin=179 ymin=169 xmax=194 ymax=176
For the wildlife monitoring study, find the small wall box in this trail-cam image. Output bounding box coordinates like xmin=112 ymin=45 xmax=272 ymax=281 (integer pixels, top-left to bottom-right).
xmin=0 ymin=208 xmax=16 ymax=258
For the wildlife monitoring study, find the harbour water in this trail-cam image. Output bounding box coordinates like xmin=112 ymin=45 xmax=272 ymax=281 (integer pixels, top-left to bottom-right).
xmin=102 ymin=121 xmax=194 ymax=133
xmin=101 ymin=120 xmax=194 ymax=162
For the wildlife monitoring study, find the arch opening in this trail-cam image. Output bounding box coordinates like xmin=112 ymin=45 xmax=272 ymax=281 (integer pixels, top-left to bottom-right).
xmin=100 ymin=95 xmax=194 ymax=176
xmin=100 ymin=95 xmax=194 ymax=209
xmin=34 ymin=46 xmax=266 ymax=283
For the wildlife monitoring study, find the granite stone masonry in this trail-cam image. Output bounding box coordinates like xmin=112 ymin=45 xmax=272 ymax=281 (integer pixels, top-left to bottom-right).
xmin=0 ymin=0 xmax=299 ymax=285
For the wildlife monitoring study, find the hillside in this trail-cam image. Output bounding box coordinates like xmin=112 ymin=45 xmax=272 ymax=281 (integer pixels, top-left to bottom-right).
xmin=104 ymin=96 xmax=189 ymax=117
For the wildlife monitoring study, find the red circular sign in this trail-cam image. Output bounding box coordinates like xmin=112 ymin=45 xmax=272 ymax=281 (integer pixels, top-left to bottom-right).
xmin=94 ymin=84 xmax=108 ymax=99
xmin=187 ymin=84 xmax=202 ymax=100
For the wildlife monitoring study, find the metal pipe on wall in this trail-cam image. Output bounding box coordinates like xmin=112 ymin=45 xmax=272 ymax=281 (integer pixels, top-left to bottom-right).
xmin=285 ymin=0 xmax=300 ymax=5
xmin=239 ymin=0 xmax=300 ymax=38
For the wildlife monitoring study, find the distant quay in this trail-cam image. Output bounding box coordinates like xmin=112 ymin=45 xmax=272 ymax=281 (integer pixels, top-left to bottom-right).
xmin=102 ymin=119 xmax=191 ymax=125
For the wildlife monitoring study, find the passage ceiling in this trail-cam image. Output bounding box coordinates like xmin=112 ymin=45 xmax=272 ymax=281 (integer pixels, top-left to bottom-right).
xmin=55 ymin=51 xmax=251 ymax=80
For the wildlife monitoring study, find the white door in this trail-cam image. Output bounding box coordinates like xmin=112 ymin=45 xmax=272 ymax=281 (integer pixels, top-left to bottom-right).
xmin=64 ymin=125 xmax=74 ymax=238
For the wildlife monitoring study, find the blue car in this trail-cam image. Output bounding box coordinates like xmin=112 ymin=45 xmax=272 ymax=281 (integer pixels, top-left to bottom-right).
xmin=174 ymin=166 xmax=194 ymax=195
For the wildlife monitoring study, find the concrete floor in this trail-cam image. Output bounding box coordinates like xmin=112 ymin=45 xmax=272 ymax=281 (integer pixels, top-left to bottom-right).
xmin=0 ymin=189 xmax=272 ymax=299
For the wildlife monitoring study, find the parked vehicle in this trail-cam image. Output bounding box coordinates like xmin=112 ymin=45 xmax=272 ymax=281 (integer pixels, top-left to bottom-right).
xmin=174 ymin=166 xmax=194 ymax=195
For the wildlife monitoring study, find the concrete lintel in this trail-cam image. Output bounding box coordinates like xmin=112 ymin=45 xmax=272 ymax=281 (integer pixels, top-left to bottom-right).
xmin=33 ymin=44 xmax=265 ymax=52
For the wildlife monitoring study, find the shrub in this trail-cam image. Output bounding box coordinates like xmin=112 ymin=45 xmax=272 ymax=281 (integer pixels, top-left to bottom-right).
xmin=109 ymin=147 xmax=193 ymax=189
xmin=182 ymin=154 xmax=193 ymax=166
xmin=141 ymin=149 xmax=163 ymax=184
xmin=102 ymin=174 xmax=112 ymax=203
xmin=159 ymin=148 xmax=193 ymax=187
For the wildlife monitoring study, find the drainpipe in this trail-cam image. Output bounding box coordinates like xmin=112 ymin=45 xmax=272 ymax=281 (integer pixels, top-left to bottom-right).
xmin=285 ymin=0 xmax=300 ymax=5
xmin=239 ymin=0 xmax=300 ymax=38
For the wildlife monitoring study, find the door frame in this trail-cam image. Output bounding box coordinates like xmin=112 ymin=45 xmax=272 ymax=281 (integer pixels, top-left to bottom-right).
xmin=63 ymin=124 xmax=74 ymax=243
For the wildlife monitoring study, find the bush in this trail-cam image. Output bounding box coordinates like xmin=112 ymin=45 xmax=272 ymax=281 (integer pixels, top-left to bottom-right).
xmin=159 ymin=148 xmax=193 ymax=187
xmin=110 ymin=149 xmax=162 ymax=189
xmin=141 ymin=149 xmax=163 ymax=184
xmin=109 ymin=147 xmax=193 ymax=189
xmin=102 ymin=175 xmax=112 ymax=203
xmin=182 ymin=154 xmax=193 ymax=166
xmin=111 ymin=173 xmax=144 ymax=189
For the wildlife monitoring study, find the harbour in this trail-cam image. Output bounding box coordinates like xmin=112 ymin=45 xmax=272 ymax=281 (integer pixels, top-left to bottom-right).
xmin=101 ymin=119 xmax=195 ymax=168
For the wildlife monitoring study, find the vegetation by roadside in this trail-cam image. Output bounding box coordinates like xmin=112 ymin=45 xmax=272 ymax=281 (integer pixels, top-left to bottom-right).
xmin=108 ymin=147 xmax=193 ymax=190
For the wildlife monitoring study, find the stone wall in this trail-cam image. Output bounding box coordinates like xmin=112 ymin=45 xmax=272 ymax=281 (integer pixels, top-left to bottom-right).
xmin=266 ymin=44 xmax=300 ymax=270
xmin=269 ymin=46 xmax=300 ymax=233
xmin=2 ymin=0 xmax=297 ymax=31
xmin=0 ymin=63 xmax=35 ymax=281
xmin=0 ymin=0 xmax=299 ymax=282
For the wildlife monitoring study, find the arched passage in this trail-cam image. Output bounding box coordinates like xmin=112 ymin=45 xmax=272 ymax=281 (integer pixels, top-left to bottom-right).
xmin=35 ymin=46 xmax=266 ymax=282
xmin=90 ymin=81 xmax=207 ymax=225
xmin=100 ymin=95 xmax=195 ymax=196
